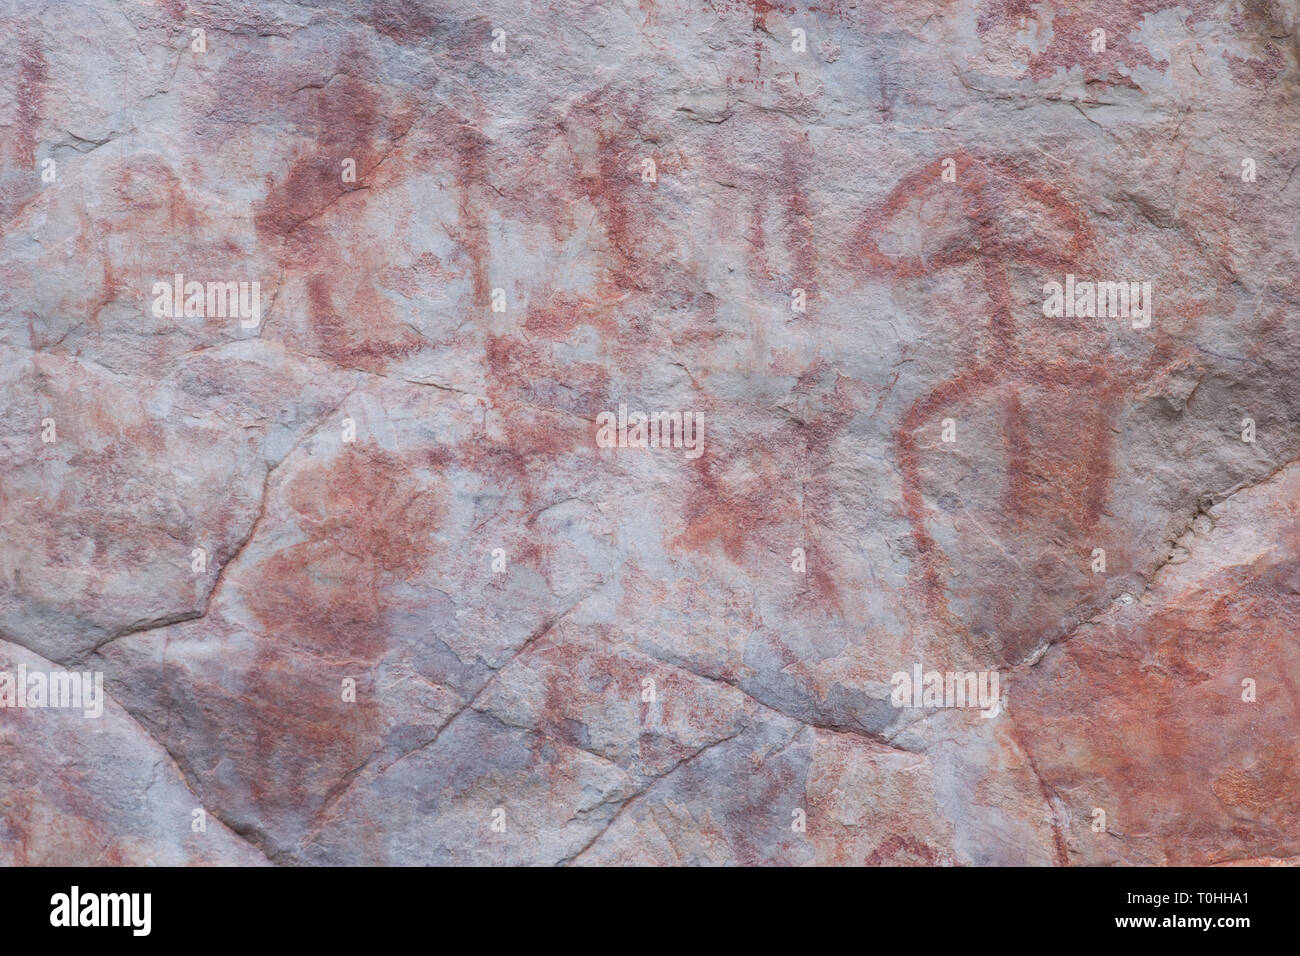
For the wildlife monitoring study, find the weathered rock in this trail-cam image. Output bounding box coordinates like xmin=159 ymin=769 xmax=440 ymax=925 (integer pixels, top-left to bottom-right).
xmin=0 ymin=0 xmax=1296 ymax=865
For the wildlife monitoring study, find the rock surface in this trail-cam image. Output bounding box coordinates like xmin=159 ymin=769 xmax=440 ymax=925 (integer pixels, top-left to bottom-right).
xmin=0 ymin=0 xmax=1297 ymax=865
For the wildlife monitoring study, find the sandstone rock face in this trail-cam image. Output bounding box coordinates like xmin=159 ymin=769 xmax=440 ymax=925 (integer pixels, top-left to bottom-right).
xmin=1 ymin=0 xmax=1296 ymax=866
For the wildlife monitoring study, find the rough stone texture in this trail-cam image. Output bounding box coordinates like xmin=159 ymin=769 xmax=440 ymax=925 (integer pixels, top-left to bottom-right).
xmin=0 ymin=0 xmax=1297 ymax=865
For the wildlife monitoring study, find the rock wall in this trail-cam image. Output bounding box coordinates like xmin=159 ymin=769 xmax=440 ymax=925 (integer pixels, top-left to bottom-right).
xmin=1 ymin=0 xmax=1296 ymax=865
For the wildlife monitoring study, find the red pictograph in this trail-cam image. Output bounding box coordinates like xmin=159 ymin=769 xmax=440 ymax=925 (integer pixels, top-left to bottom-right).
xmin=856 ymin=152 xmax=1135 ymax=640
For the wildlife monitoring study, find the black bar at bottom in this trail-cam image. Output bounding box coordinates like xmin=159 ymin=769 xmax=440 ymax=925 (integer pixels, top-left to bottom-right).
xmin=2 ymin=864 xmax=1284 ymax=943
